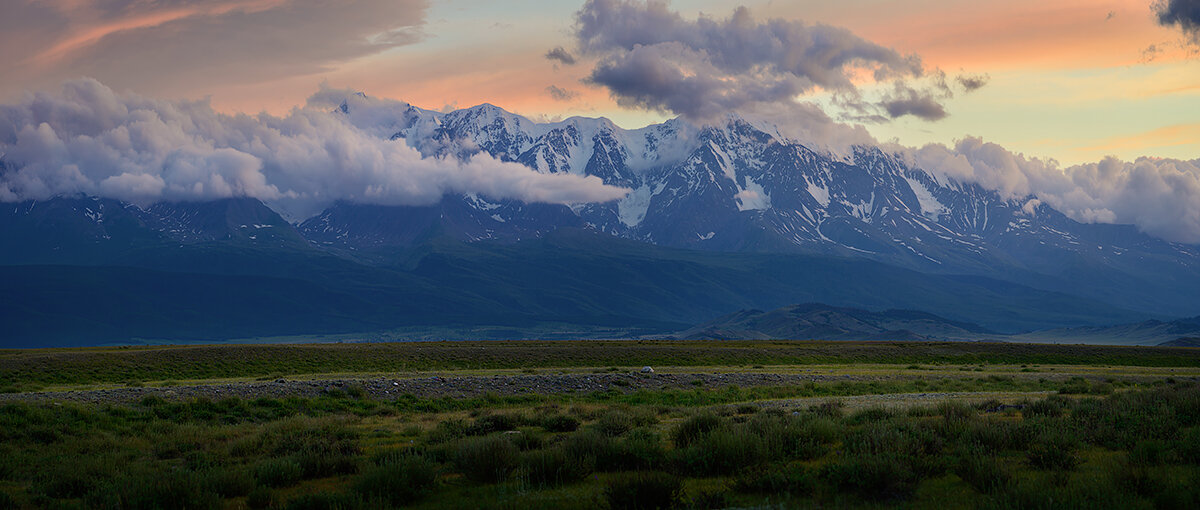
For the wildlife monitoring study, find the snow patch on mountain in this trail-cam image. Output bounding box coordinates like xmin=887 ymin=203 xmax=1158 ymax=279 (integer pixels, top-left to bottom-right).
xmin=806 ymin=178 xmax=830 ymax=207
xmin=735 ymin=176 xmax=771 ymax=211
xmin=904 ymin=176 xmax=946 ymax=221
xmin=617 ymin=183 xmax=655 ymax=227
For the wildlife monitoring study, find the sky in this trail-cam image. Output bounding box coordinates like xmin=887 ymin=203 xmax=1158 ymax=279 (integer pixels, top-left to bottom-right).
xmin=0 ymin=0 xmax=1198 ymax=241
xmin=2 ymin=0 xmax=1195 ymax=165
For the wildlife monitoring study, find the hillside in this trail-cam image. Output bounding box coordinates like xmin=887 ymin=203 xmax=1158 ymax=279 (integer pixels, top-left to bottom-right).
xmin=676 ymin=303 xmax=994 ymax=341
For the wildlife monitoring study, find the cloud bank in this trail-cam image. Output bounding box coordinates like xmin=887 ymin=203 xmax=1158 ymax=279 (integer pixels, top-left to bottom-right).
xmin=904 ymin=138 xmax=1200 ymax=244
xmin=571 ymin=0 xmax=980 ymax=124
xmin=0 ymin=79 xmax=629 ymax=218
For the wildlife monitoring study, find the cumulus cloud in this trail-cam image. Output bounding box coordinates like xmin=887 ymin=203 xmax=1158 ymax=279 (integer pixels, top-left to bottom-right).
xmin=1154 ymin=0 xmax=1200 ymax=45
xmin=545 ymin=85 xmax=581 ymax=102
xmin=545 ymin=46 xmax=578 ymax=66
xmin=0 ymin=0 xmax=430 ymax=99
xmin=879 ymin=82 xmax=948 ymax=121
xmin=0 ymin=79 xmax=629 ymax=216
xmin=903 ymin=138 xmax=1200 ymax=244
xmin=572 ymin=0 xmax=935 ymax=122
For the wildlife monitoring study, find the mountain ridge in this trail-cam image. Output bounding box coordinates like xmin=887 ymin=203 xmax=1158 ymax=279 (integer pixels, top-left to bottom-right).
xmin=3 ymin=101 xmax=1199 ymax=346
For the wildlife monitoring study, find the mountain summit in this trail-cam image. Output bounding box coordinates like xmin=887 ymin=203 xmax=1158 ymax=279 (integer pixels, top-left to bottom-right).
xmin=303 ymin=101 xmax=1200 ymax=318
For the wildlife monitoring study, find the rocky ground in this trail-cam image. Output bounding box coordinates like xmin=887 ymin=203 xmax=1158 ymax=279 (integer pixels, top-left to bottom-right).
xmin=0 ymin=371 xmax=866 ymax=404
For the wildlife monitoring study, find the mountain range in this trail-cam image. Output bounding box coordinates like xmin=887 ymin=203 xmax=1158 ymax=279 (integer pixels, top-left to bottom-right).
xmin=2 ymin=100 xmax=1199 ymax=347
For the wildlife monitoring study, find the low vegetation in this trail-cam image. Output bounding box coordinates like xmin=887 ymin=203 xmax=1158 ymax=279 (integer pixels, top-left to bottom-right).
xmin=3 ymin=340 xmax=1200 ymax=391
xmin=1 ymin=374 xmax=1199 ymax=508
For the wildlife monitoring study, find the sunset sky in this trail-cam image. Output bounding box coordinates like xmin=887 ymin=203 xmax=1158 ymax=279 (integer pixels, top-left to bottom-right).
xmin=0 ymin=0 xmax=1196 ymax=166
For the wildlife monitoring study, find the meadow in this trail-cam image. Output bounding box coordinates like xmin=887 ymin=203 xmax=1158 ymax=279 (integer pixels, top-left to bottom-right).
xmin=3 ymin=340 xmax=1199 ymax=391
xmin=1 ymin=340 xmax=1198 ymax=509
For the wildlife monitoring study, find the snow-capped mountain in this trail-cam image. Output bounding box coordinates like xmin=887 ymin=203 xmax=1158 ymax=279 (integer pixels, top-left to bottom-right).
xmin=295 ymin=101 xmax=1200 ymax=317
xmin=3 ymin=101 xmax=1199 ymax=321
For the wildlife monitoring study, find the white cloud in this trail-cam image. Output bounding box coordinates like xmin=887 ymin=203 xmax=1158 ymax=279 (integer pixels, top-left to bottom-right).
xmin=903 ymin=138 xmax=1200 ymax=243
xmin=0 ymin=79 xmax=629 ymax=217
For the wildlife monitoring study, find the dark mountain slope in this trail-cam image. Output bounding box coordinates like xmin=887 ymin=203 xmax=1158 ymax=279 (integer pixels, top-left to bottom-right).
xmin=677 ymin=303 xmax=992 ymax=341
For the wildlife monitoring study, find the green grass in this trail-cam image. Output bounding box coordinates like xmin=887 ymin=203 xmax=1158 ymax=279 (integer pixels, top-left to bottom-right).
xmin=4 ymin=339 xmax=1200 ymax=390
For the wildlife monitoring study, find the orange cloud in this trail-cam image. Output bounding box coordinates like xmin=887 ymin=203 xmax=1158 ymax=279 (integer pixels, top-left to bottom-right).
xmin=28 ymin=1 xmax=287 ymax=66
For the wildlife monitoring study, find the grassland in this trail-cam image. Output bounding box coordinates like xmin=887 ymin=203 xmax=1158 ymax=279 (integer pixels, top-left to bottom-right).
xmin=1 ymin=340 xmax=1198 ymax=509
xmin=3 ymin=340 xmax=1199 ymax=391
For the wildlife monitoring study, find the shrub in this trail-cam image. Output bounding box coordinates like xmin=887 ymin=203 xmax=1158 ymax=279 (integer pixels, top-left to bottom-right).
xmin=1058 ymin=377 xmax=1092 ymax=395
xmin=745 ymin=414 xmax=834 ymax=461
xmin=682 ymin=488 xmax=730 ymax=510
xmin=1179 ymin=428 xmax=1200 ymax=464
xmin=954 ymin=452 xmax=1012 ymax=494
xmin=596 ymin=409 xmax=635 ymax=436
xmin=426 ymin=419 xmax=468 ymax=444
xmin=1023 ymin=399 xmax=1064 ymax=418
xmin=562 ymin=428 xmax=664 ymax=472
xmin=733 ymin=464 xmax=815 ymax=495
xmin=976 ymin=399 xmax=1004 ymax=411
xmin=844 ymin=423 xmax=943 ymax=459
xmin=604 ymin=471 xmax=682 ymax=510
xmin=255 ymin=417 xmax=360 ymax=479
xmin=87 ymin=471 xmax=221 ymax=510
xmin=518 ymin=447 xmax=590 ymax=487
xmin=1026 ymin=432 xmax=1078 ymax=471
xmin=254 ymin=458 xmax=303 ymax=487
xmin=541 ymin=414 xmax=580 ymax=433
xmin=619 ymin=428 xmax=667 ymax=470
xmin=959 ymin=419 xmax=1030 ymax=451
xmin=821 ymin=454 xmax=922 ymax=501
xmin=671 ymin=414 xmax=721 ymax=448
xmin=811 ymin=401 xmax=844 ymax=419
xmin=509 ymin=429 xmax=545 ymax=451
xmin=284 ymin=492 xmax=361 ymax=510
xmin=735 ymin=404 xmax=758 ymax=415
xmin=33 ymin=456 xmax=109 ymax=499
xmin=246 ymin=488 xmax=274 ymax=509
xmin=672 ymin=425 xmax=767 ymax=476
xmin=1127 ymin=439 xmax=1178 ymax=466
xmin=295 ymin=450 xmax=359 ymax=479
xmin=467 ymin=414 xmax=522 ymax=436
xmin=561 ymin=429 xmax=614 ymax=472
xmin=847 ymin=407 xmax=894 ymax=424
xmin=354 ymin=453 xmax=438 ymax=505
xmin=939 ymin=402 xmax=976 ymax=423
xmin=202 ymin=467 xmax=255 ymax=498
xmin=454 ymin=435 xmax=519 ymax=483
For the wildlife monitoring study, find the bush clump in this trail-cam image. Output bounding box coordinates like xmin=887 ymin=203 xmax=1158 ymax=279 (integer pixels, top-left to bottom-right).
xmin=541 ymin=414 xmax=580 ymax=433
xmin=671 ymin=414 xmax=721 ymax=448
xmin=454 ymin=435 xmax=519 ymax=483
xmin=954 ymin=451 xmax=1012 ymax=494
xmin=254 ymin=458 xmax=303 ymax=488
xmin=821 ymin=454 xmax=923 ymax=501
xmin=518 ymin=447 xmax=590 ymax=487
xmin=354 ymin=453 xmax=438 ymax=505
xmin=604 ymin=471 xmax=682 ymax=510
xmin=1026 ymin=431 xmax=1079 ymax=471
